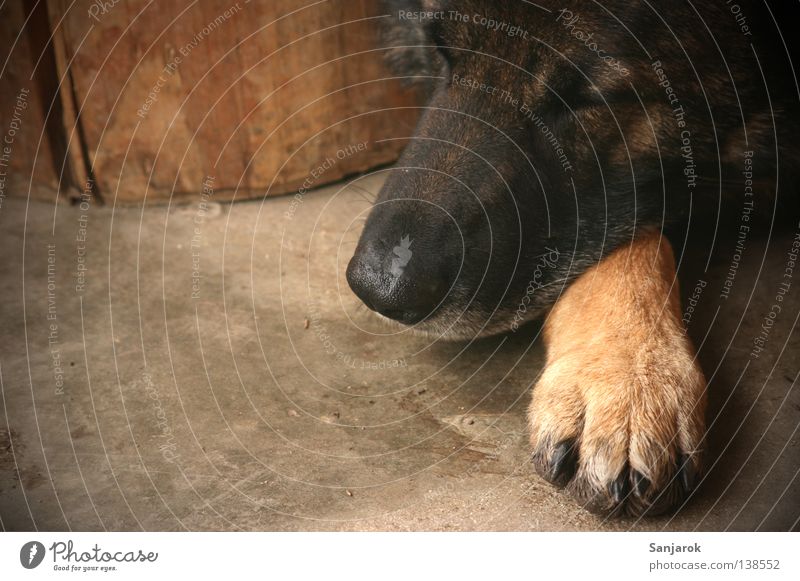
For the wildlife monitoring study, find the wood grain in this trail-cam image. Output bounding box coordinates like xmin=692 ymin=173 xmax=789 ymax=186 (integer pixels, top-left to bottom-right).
xmin=44 ymin=0 xmax=422 ymax=204
xmin=0 ymin=1 xmax=75 ymax=205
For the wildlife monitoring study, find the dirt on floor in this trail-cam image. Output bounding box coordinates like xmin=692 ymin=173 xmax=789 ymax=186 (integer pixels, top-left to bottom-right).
xmin=0 ymin=174 xmax=798 ymax=531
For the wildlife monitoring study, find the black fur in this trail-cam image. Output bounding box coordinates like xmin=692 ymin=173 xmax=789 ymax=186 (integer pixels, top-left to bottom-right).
xmin=347 ymin=0 xmax=799 ymax=337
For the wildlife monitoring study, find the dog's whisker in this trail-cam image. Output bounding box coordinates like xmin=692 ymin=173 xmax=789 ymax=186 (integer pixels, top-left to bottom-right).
xmin=346 ymin=182 xmax=378 ymax=205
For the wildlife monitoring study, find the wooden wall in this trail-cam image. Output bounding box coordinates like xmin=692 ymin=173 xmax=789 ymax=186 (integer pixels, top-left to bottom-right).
xmin=1 ymin=0 xmax=421 ymax=204
xmin=0 ymin=1 xmax=69 ymax=205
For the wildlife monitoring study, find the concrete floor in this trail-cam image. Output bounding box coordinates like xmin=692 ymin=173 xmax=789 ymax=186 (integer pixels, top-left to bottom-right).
xmin=1 ymin=173 xmax=798 ymax=531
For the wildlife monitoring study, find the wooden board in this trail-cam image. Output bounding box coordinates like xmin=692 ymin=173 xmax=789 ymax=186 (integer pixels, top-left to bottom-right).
xmin=0 ymin=1 xmax=74 ymax=205
xmin=45 ymin=0 xmax=422 ymax=204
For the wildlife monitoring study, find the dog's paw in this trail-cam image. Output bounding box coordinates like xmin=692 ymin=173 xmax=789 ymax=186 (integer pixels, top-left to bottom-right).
xmin=529 ymin=340 xmax=707 ymax=517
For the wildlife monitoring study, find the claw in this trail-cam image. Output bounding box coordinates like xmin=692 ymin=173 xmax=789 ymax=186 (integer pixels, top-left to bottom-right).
xmin=609 ymin=470 xmax=630 ymax=504
xmin=678 ymin=454 xmax=699 ymax=493
xmin=632 ymin=470 xmax=650 ymax=498
xmin=544 ymin=439 xmax=578 ymax=488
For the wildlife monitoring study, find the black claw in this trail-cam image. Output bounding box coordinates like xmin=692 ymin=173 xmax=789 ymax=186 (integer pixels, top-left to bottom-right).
xmin=632 ymin=471 xmax=650 ymax=497
xmin=547 ymin=439 xmax=578 ymax=488
xmin=678 ymin=454 xmax=698 ymax=493
xmin=609 ymin=470 xmax=630 ymax=504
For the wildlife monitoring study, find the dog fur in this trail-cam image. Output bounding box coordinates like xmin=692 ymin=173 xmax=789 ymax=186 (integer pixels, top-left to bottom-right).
xmin=347 ymin=0 xmax=799 ymax=515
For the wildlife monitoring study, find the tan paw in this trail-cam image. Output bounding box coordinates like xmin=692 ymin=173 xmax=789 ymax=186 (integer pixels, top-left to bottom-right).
xmin=528 ymin=230 xmax=707 ymax=516
xmin=529 ymin=342 xmax=706 ymax=516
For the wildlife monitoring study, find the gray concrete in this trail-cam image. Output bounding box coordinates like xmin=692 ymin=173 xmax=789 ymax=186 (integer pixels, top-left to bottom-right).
xmin=0 ymin=174 xmax=798 ymax=531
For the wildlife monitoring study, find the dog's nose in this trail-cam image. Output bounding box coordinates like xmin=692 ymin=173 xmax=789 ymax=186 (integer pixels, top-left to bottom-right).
xmin=346 ymin=237 xmax=448 ymax=325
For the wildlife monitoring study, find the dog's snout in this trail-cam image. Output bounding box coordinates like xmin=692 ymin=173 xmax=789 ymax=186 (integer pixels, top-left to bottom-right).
xmin=346 ymin=237 xmax=448 ymax=325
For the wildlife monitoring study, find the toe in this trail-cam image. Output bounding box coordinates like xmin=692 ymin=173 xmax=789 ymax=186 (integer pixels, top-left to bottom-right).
xmin=532 ymin=438 xmax=578 ymax=488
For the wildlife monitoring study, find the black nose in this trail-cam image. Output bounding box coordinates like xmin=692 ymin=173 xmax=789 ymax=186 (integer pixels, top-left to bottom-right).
xmin=346 ymin=237 xmax=448 ymax=324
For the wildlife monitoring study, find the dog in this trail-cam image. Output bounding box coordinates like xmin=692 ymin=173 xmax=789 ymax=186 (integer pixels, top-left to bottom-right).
xmin=346 ymin=0 xmax=799 ymax=516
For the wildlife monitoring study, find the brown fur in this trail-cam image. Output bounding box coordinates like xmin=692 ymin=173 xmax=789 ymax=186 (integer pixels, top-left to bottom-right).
xmin=530 ymin=230 xmax=706 ymax=516
xmin=361 ymin=0 xmax=800 ymax=516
